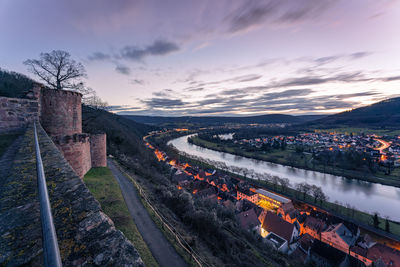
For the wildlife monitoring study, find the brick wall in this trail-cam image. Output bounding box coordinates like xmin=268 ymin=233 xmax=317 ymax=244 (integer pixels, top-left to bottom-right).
xmin=53 ymin=134 xmax=92 ymax=178
xmin=0 ymin=97 xmax=39 ymax=133
xmin=90 ymin=133 xmax=107 ymax=167
xmin=40 ymin=88 xmax=82 ymax=136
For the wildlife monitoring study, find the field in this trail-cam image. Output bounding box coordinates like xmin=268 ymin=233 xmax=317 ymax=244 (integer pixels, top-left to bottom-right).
xmin=84 ymin=167 xmax=158 ymax=267
xmin=189 ymin=136 xmax=400 ymax=188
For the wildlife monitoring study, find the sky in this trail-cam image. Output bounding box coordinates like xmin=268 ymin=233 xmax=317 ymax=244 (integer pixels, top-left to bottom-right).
xmin=1 ymin=0 xmax=400 ymax=116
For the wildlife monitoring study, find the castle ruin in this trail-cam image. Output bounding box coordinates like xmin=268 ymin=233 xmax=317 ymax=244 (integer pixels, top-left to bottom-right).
xmin=0 ymin=83 xmax=106 ymax=177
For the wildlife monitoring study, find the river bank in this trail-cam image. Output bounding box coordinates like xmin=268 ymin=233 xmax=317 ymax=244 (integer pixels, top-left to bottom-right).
xmin=168 ymin=134 xmax=400 ymax=222
xmin=189 ymin=135 xmax=400 ymax=188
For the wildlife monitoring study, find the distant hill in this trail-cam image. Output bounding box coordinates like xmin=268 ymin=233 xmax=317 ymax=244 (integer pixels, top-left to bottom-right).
xmin=0 ymin=68 xmax=34 ymax=98
xmin=123 ymin=113 xmax=318 ymax=126
xmin=297 ymin=115 xmax=326 ymax=122
xmin=308 ymin=97 xmax=400 ymax=128
xmin=82 ymin=106 xmax=157 ymax=156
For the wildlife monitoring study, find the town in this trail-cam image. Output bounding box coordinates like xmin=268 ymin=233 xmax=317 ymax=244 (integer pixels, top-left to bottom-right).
xmin=222 ymin=131 xmax=400 ymax=168
xmin=146 ymin=135 xmax=400 ymax=267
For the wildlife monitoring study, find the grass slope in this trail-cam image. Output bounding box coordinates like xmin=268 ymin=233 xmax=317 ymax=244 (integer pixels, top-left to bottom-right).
xmin=84 ymin=167 xmax=158 ymax=267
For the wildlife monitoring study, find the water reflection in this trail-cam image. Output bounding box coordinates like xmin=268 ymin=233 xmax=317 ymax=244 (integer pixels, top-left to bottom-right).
xmin=169 ymin=135 xmax=400 ymax=222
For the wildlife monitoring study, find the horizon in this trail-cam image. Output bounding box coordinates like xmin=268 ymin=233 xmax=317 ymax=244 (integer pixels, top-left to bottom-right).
xmin=2 ymin=0 xmax=400 ymax=116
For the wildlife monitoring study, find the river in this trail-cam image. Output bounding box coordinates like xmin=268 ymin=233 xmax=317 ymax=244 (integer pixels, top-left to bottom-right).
xmin=168 ymin=134 xmax=400 ymax=222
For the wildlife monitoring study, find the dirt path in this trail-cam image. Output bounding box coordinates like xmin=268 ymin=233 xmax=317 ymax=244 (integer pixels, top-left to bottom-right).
xmin=107 ymin=159 xmax=188 ymax=267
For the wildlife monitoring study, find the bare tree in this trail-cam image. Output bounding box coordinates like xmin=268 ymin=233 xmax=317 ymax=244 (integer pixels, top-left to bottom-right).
xmin=311 ymin=185 xmax=323 ymax=203
xmin=271 ymin=176 xmax=280 ymax=190
xmin=296 ymin=182 xmax=311 ymax=200
xmin=24 ymin=50 xmax=87 ymax=90
xmin=279 ymin=178 xmax=290 ymax=192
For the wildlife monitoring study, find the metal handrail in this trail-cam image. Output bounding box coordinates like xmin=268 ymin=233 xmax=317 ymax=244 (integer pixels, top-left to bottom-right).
xmin=34 ymin=122 xmax=62 ymax=267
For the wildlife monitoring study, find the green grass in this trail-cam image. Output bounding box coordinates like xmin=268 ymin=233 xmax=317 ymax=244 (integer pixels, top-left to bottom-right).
xmin=0 ymin=133 xmax=20 ymax=157
xmin=84 ymin=167 xmax=158 ymax=267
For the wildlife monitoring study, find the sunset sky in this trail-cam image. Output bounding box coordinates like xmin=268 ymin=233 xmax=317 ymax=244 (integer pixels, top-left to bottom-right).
xmin=1 ymin=0 xmax=400 ymax=116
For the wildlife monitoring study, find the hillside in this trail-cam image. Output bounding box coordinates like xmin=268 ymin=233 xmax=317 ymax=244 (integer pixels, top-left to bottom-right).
xmin=0 ymin=68 xmax=34 ymax=98
xmin=308 ymin=97 xmax=400 ymax=129
xmin=124 ymin=113 xmax=315 ymax=127
xmin=82 ymin=106 xmax=157 ymax=157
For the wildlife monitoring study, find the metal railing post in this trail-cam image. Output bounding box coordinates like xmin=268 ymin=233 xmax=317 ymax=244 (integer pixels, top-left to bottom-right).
xmin=34 ymin=122 xmax=62 ymax=267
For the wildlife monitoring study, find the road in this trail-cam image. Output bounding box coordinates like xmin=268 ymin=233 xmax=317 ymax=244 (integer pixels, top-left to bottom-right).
xmin=375 ymin=138 xmax=390 ymax=151
xmin=107 ymin=159 xmax=188 ymax=267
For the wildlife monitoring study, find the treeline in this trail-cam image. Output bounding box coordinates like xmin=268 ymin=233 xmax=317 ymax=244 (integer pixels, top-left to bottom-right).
xmin=0 ymin=68 xmax=34 ymax=98
xmin=312 ymin=148 xmax=393 ymax=175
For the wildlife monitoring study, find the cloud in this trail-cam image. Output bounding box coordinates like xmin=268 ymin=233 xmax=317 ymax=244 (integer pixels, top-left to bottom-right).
xmin=115 ymin=64 xmax=131 ymax=75
xmin=130 ymin=79 xmax=145 ymax=85
xmin=380 ymin=75 xmax=400 ymax=82
xmin=227 ymin=1 xmax=278 ymax=33
xmin=185 ymin=87 xmax=204 ymax=92
xmin=88 ymin=52 xmax=111 ymax=61
xmin=226 ymin=0 xmax=334 ymax=33
xmin=120 ymin=40 xmax=180 ymax=61
xmin=349 ymin=51 xmax=372 ymax=59
xmin=107 ymin=105 xmax=141 ymax=112
xmin=142 ymin=98 xmax=186 ymax=108
xmin=261 ymin=89 xmax=314 ymax=100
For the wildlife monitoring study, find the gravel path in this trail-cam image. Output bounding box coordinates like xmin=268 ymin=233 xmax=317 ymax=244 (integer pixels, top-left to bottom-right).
xmin=107 ymin=159 xmax=188 ymax=267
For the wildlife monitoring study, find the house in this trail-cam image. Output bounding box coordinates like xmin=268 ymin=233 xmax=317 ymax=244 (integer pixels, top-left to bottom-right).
xmin=298 ymin=233 xmax=314 ymax=253
xmin=277 ymin=201 xmax=295 ymax=217
xmin=235 ymin=199 xmax=257 ymax=213
xmin=265 ymin=232 xmax=289 ymax=253
xmin=302 ymin=216 xmax=327 ymax=240
xmin=237 ymin=188 xmax=258 ymax=203
xmin=256 ymin=188 xmax=291 ymax=210
xmin=290 ymin=234 xmax=314 ymax=264
xmin=195 ymin=187 xmax=216 ymax=199
xmin=357 ymin=234 xmax=376 ymax=249
xmin=321 ymin=223 xmax=358 ymax=254
xmin=350 ymin=245 xmax=372 ymax=266
xmin=367 ymin=243 xmax=400 ymax=267
xmin=261 ymin=211 xmax=299 ymax=243
xmin=237 ymin=208 xmax=260 ymax=231
xmin=309 ymin=239 xmax=347 ymax=267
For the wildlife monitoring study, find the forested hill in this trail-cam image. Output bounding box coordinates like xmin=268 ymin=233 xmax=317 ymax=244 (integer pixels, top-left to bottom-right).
xmin=0 ymin=68 xmax=34 ymax=98
xmin=82 ymin=106 xmax=157 ymax=157
xmin=124 ymin=114 xmax=323 ymax=126
xmin=308 ymin=97 xmax=400 ymax=128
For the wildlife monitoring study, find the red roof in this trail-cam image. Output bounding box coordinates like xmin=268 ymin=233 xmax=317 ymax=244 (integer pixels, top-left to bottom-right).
xmin=367 ymin=243 xmax=400 ymax=267
xmin=262 ymin=211 xmax=295 ymax=242
xmin=304 ymin=216 xmax=326 ymax=232
xmin=237 ymin=208 xmax=259 ymax=231
xmin=299 ymin=233 xmax=314 ymax=251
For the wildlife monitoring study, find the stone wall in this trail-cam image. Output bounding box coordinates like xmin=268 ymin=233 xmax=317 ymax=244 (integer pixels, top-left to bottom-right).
xmin=53 ymin=134 xmax=92 ymax=178
xmin=90 ymin=134 xmax=107 ymax=168
xmin=0 ymin=123 xmax=143 ymax=266
xmin=40 ymin=88 xmax=82 ymax=136
xmin=0 ymin=96 xmax=39 ymax=133
xmin=1 ymin=86 xmax=107 ymax=178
